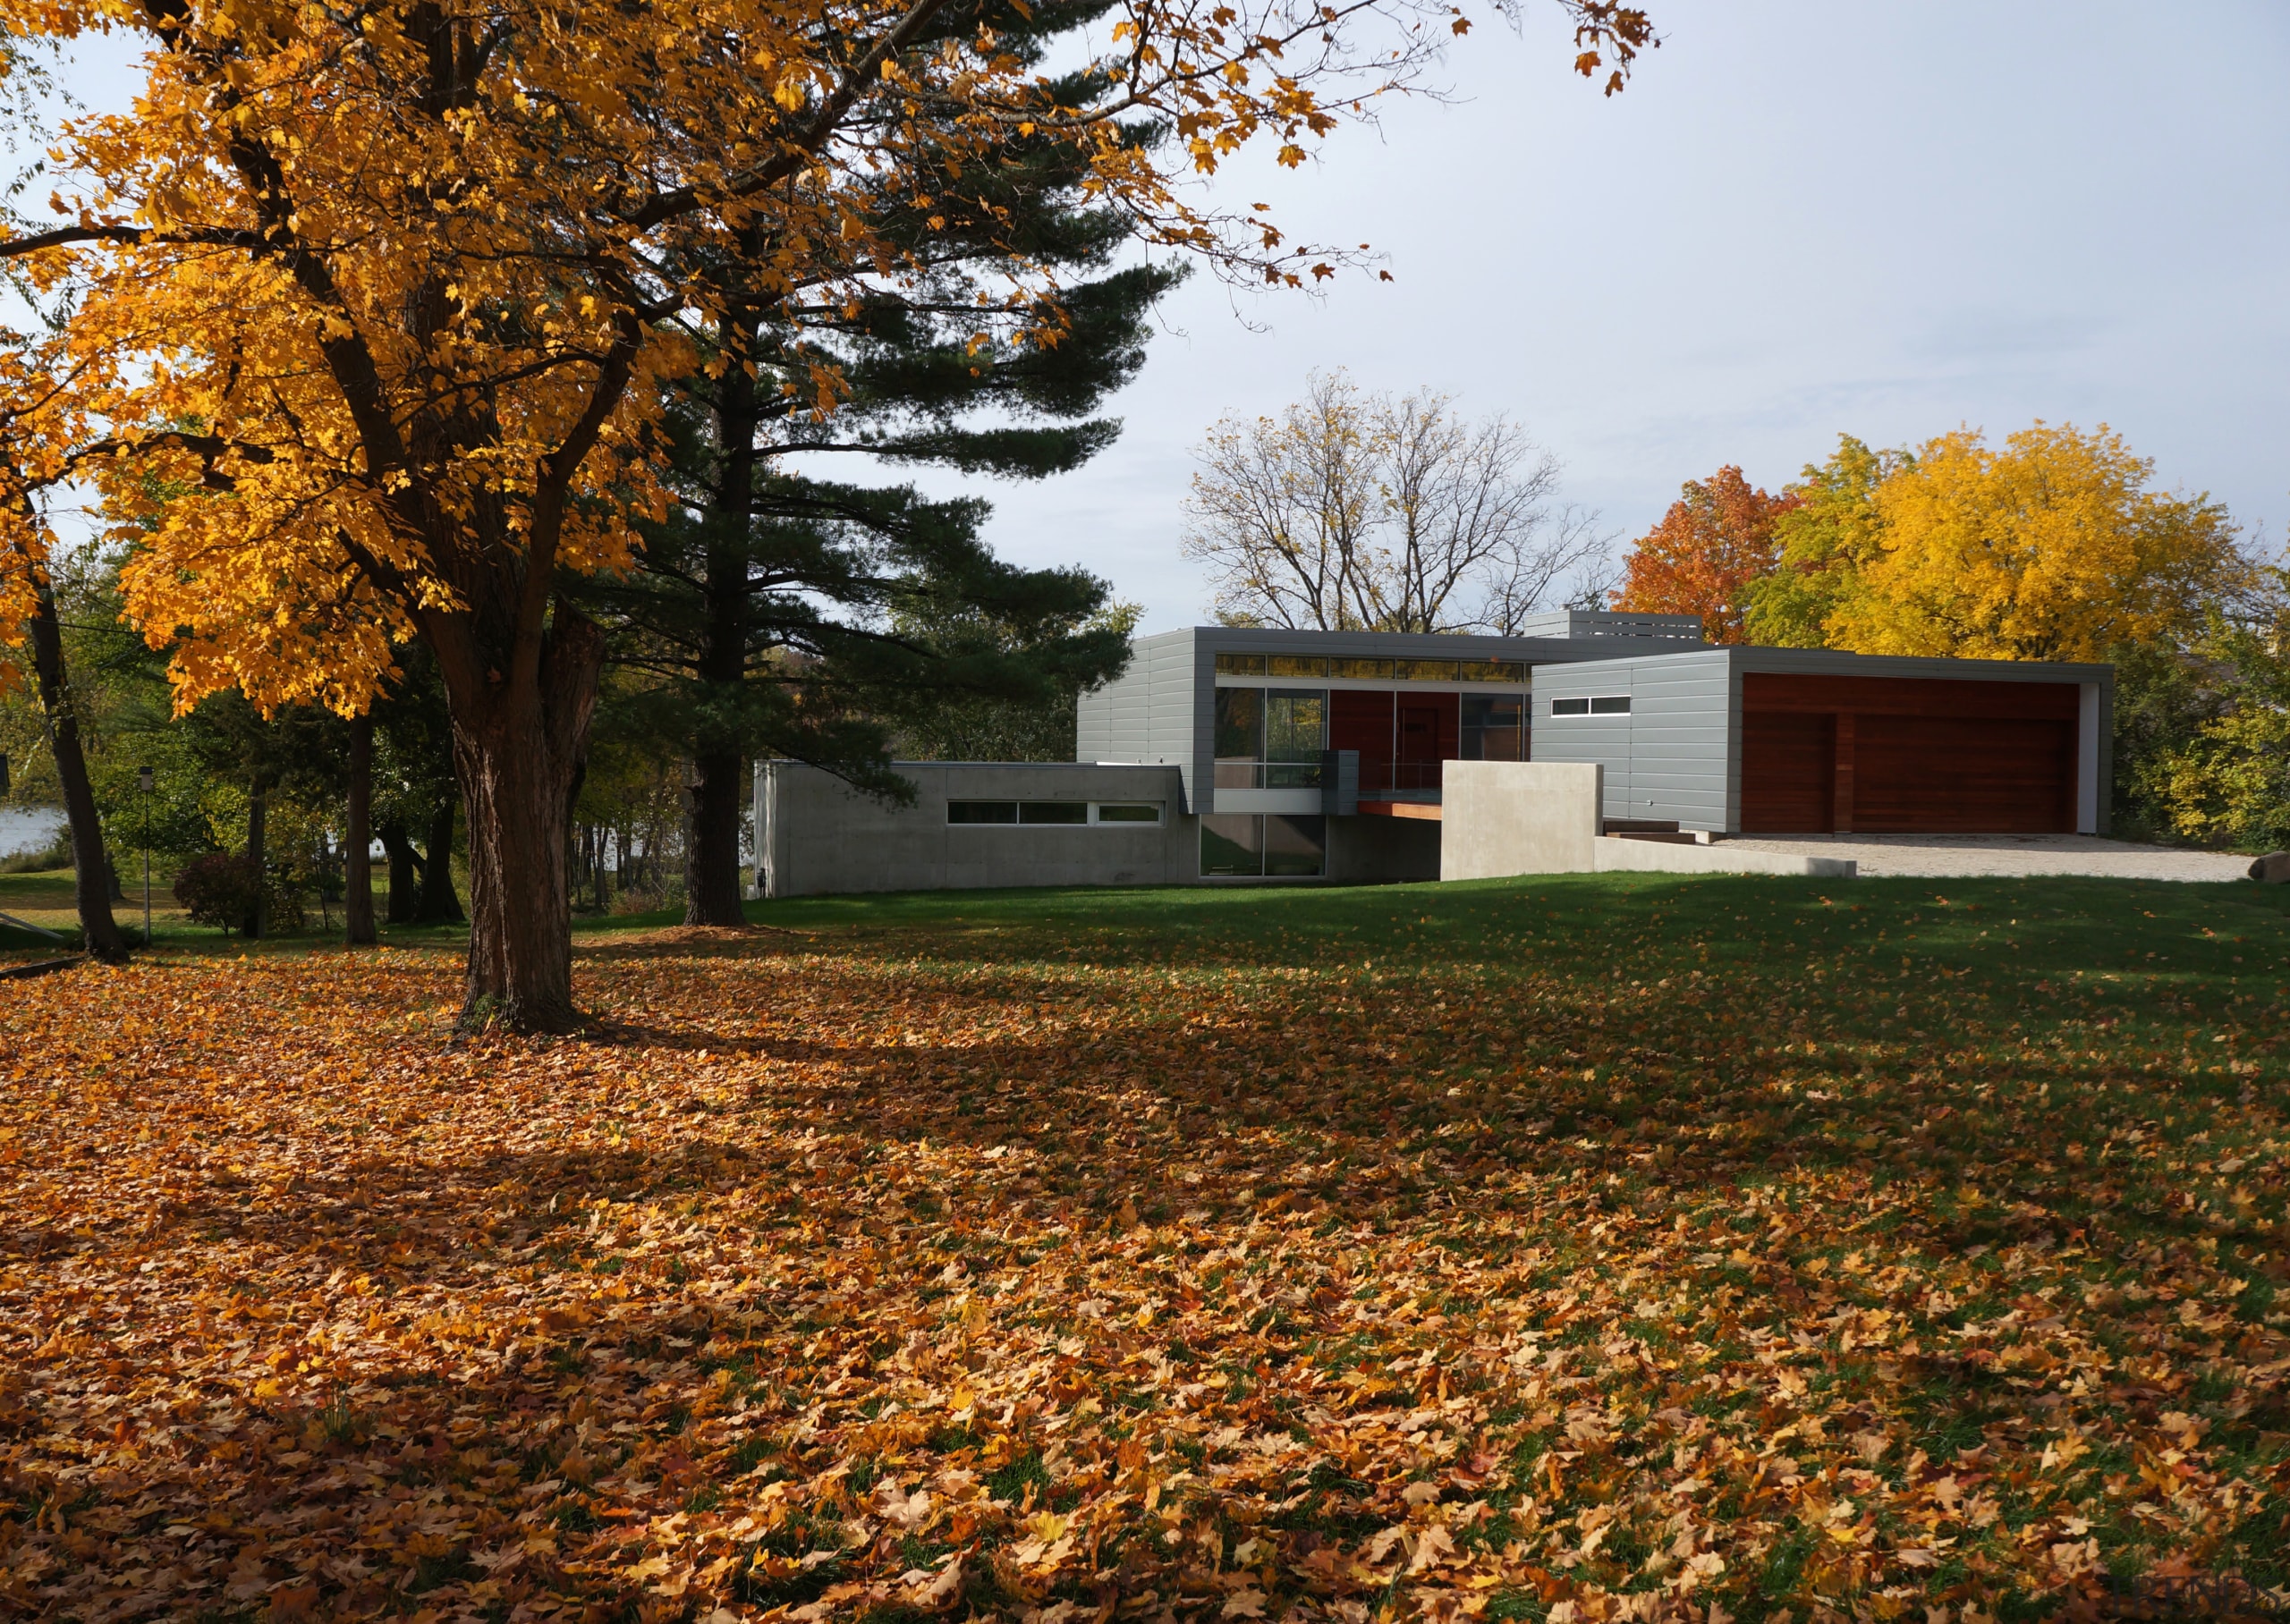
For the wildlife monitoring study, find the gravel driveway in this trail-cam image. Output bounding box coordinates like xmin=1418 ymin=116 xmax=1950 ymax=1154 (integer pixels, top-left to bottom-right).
xmin=1718 ymin=833 xmax=2258 ymax=882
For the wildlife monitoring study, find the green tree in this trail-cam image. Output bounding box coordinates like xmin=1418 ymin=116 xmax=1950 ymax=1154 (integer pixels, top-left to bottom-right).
xmin=2145 ymin=577 xmax=2290 ymax=850
xmin=585 ymin=30 xmax=1168 ymax=926
xmin=1742 ymin=436 xmax=1904 ymax=648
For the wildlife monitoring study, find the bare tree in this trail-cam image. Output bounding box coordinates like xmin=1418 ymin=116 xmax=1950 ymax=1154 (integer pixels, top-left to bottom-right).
xmin=1182 ymin=371 xmax=1613 ymax=631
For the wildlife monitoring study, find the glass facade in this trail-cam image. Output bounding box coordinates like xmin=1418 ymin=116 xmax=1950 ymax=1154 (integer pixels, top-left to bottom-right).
xmin=1200 ymin=813 xmax=1325 ymax=876
xmin=1461 ymin=694 xmax=1525 ymax=760
xmin=1264 ymin=689 xmax=1327 ymax=761
xmin=1200 ymin=813 xmax=1262 ymax=875
xmin=1214 ymin=686 xmax=1263 ymax=759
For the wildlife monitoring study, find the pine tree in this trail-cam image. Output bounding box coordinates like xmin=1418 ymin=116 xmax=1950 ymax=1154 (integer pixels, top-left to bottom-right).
xmin=586 ymin=4 xmax=1176 ymax=925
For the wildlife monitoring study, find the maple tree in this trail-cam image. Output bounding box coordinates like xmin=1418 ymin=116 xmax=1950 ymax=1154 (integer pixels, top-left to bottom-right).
xmin=0 ymin=329 xmax=130 ymax=960
xmin=1748 ymin=425 xmax=2251 ymax=664
xmin=1609 ymin=464 xmax=1796 ymax=644
xmin=2 ymin=877 xmax=2286 ymax=1616
xmin=0 ymin=0 xmax=1654 ymax=1028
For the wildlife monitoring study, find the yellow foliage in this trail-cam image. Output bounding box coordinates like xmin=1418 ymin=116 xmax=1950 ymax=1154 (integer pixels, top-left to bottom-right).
xmin=1819 ymin=423 xmax=2247 ymax=664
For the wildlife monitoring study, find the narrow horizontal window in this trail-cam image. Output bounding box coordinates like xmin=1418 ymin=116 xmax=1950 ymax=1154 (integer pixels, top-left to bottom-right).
xmin=1092 ymin=802 xmax=1163 ymax=824
xmin=1214 ymin=652 xmax=1267 ymax=675
xmin=1456 ymin=660 xmax=1528 ymax=683
xmin=1550 ymin=698 xmax=1590 ymax=716
xmin=1019 ymin=801 xmax=1089 ymax=825
xmin=1331 ymin=657 xmax=1393 ymax=680
xmin=947 ymin=801 xmax=1018 ymax=824
xmin=1590 ymin=696 xmax=1633 ymax=715
xmin=1267 ymin=655 xmax=1330 ymax=678
xmin=1395 ymin=658 xmax=1460 ymax=681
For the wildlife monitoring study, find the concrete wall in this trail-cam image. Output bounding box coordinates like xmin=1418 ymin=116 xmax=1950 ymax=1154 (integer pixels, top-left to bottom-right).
xmin=1590 ymin=839 xmax=1855 ymax=879
xmin=1440 ymin=762 xmax=1602 ymax=881
xmin=757 ymin=762 xmax=1192 ymax=898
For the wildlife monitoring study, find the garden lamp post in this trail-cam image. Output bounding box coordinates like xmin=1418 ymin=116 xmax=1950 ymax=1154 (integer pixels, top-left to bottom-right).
xmin=137 ymin=765 xmax=153 ymax=945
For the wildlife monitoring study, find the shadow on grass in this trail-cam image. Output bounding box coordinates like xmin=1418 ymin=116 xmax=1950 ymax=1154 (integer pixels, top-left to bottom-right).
xmin=3 ymin=872 xmax=2286 ymax=1618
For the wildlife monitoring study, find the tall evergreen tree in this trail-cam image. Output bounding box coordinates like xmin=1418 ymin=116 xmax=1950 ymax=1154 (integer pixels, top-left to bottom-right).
xmin=584 ymin=0 xmax=1175 ymax=925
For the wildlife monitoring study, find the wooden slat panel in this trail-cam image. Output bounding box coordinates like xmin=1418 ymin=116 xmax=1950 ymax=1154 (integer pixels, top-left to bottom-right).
xmin=1853 ymin=715 xmax=2074 ymax=833
xmin=1741 ymin=711 xmax=1834 ymax=832
xmin=1744 ymin=672 xmax=2079 ymax=720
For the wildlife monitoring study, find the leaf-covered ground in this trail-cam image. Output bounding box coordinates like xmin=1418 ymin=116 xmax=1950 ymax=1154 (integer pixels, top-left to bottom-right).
xmin=3 ymin=875 xmax=2287 ymax=1623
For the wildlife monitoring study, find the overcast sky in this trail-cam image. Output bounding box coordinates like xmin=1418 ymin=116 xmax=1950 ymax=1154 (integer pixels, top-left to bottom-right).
xmin=43 ymin=2 xmax=2290 ymax=631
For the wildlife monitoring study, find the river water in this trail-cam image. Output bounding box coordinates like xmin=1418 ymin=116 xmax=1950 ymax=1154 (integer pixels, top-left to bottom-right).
xmin=0 ymin=805 xmax=68 ymax=859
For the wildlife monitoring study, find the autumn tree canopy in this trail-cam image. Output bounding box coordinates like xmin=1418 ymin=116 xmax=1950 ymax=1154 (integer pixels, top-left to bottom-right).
xmin=1783 ymin=424 xmax=2250 ymax=664
xmin=1608 ymin=464 xmax=1796 ymax=644
xmin=0 ymin=0 xmax=1655 ymax=1028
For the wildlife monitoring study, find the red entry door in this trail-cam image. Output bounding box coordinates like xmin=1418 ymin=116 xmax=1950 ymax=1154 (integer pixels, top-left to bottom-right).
xmin=1395 ymin=695 xmax=1459 ymax=791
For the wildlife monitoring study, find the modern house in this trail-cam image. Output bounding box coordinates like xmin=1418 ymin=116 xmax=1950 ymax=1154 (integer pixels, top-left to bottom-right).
xmin=751 ymin=615 xmax=2115 ymax=895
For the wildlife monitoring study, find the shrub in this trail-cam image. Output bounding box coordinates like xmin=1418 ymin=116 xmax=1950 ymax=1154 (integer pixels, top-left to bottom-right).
xmin=173 ymin=853 xmax=307 ymax=935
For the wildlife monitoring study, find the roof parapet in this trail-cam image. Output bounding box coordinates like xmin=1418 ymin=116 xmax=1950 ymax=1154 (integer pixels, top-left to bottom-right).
xmin=1511 ymin=611 xmax=1704 ymax=641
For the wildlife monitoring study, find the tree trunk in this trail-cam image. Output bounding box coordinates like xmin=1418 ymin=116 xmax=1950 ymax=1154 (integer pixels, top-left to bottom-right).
xmin=24 ymin=579 xmax=128 ymax=962
xmin=684 ymin=749 xmax=747 ymax=925
xmin=345 ymin=716 xmax=377 ymax=945
xmin=379 ymin=820 xmax=422 ymax=923
xmin=683 ymin=310 xmax=759 ymax=926
xmin=446 ymin=608 xmax=605 ymax=1032
xmin=418 ymin=799 xmax=465 ymax=923
xmin=243 ymin=782 xmax=267 ymax=938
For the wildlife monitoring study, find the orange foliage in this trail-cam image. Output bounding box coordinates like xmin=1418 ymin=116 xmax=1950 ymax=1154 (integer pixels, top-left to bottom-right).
xmin=1611 ymin=466 xmax=1798 ymax=644
xmin=0 ymin=901 xmax=2283 ymax=1619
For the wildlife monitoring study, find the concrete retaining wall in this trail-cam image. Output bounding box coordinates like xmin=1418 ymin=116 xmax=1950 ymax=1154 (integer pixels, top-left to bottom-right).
xmin=1439 ymin=759 xmax=1859 ymax=881
xmin=1440 ymin=761 xmax=1602 ymax=881
xmin=1591 ymin=838 xmax=1856 ymax=879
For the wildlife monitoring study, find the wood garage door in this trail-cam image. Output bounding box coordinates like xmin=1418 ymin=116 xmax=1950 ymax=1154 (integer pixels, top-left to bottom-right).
xmin=1739 ymin=672 xmax=2081 ymax=835
xmin=1853 ymin=715 xmax=2074 ymax=833
xmin=1740 ymin=711 xmax=1835 ymax=833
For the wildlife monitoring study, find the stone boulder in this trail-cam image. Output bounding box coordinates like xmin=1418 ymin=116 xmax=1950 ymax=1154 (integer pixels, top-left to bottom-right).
xmin=2249 ymin=850 xmax=2290 ymax=883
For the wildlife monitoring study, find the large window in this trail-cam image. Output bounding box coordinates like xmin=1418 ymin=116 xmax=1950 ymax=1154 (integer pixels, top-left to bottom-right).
xmin=1217 ymin=687 xmax=1327 ymax=787
xmin=1200 ymin=812 xmax=1262 ymax=875
xmin=1200 ymin=814 xmax=1325 ymax=877
xmin=1461 ymin=694 xmax=1526 ymax=760
xmin=1265 ymin=689 xmax=1327 ymax=761
xmin=1214 ymin=685 xmax=1263 ymax=759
